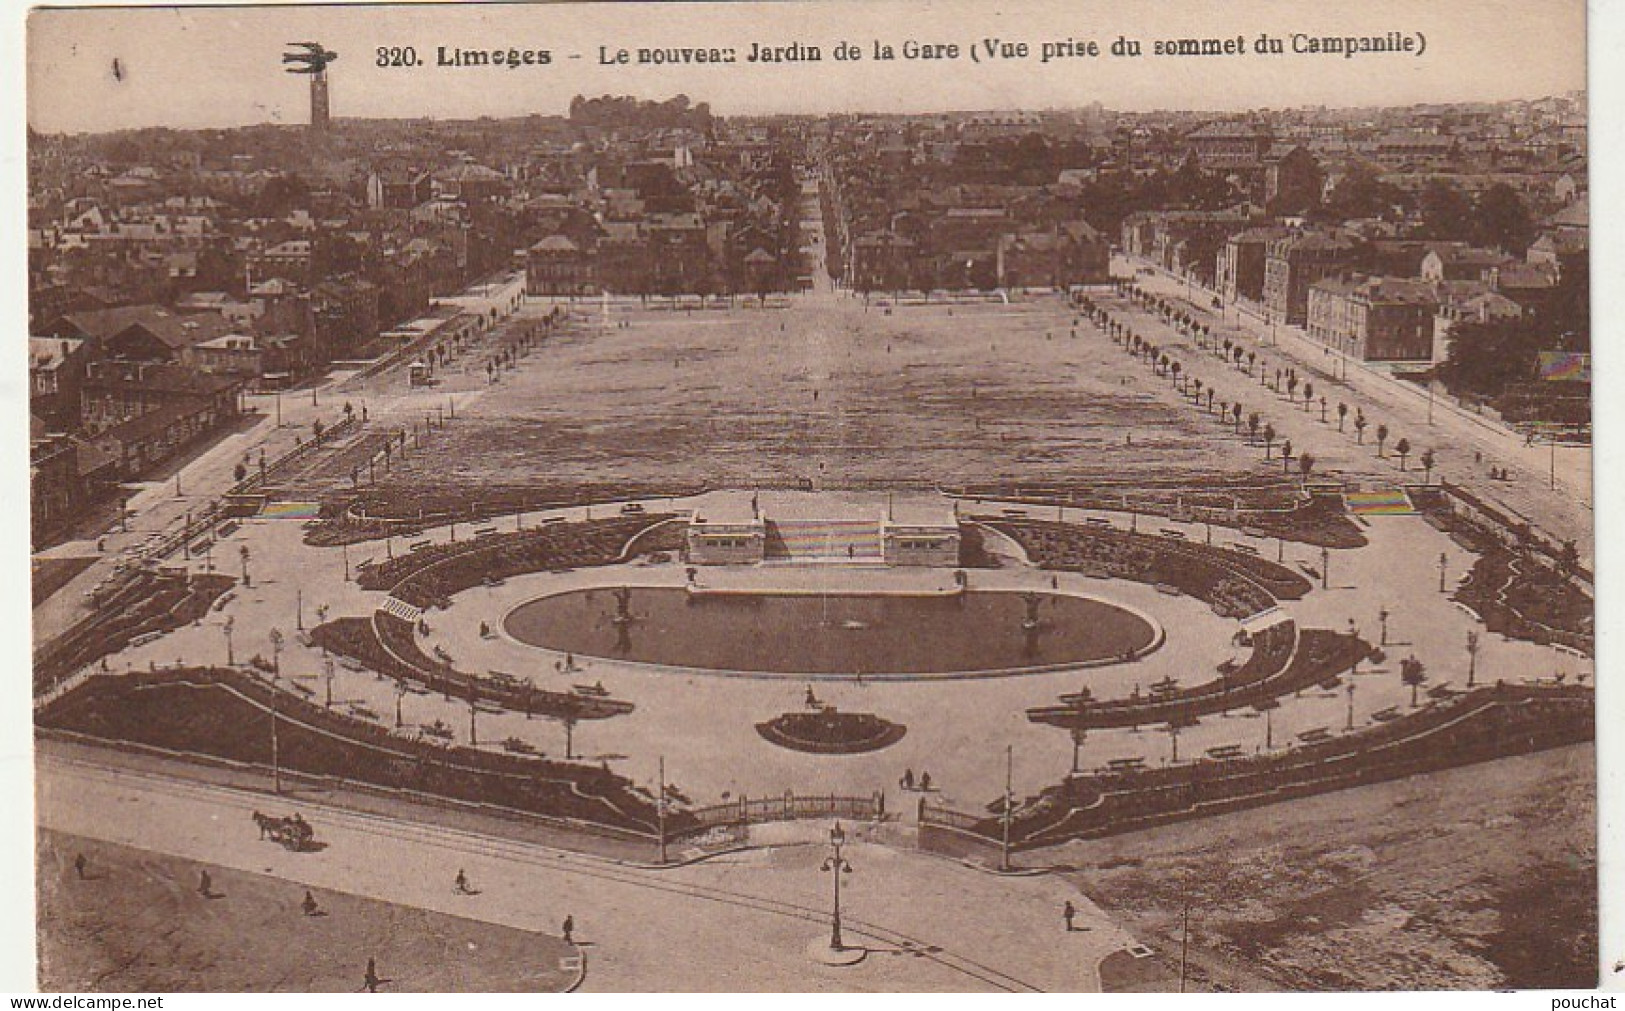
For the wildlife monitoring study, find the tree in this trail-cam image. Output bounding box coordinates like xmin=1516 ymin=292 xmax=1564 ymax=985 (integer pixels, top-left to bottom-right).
xmin=312 ymin=418 xmax=325 ymax=444
xmin=1418 ymin=180 xmax=1473 ymax=241
xmin=1400 ymin=655 xmax=1428 ymax=707
xmin=1337 ymin=401 xmax=1349 ymax=432
xmin=1440 ymin=316 xmax=1546 ymax=402
xmin=1248 ymin=413 xmax=1261 ymax=443
xmin=1232 ymin=403 xmax=1243 ymax=432
xmin=1420 ymin=448 xmax=1436 ymax=484
xmin=1394 ymin=437 xmax=1411 ymax=471
xmin=1280 ymin=438 xmax=1293 ymax=470
xmin=1316 ymin=162 xmax=1405 ymax=223
xmin=1473 ymin=182 xmax=1534 ymax=252
xmin=1354 ymin=412 xmax=1368 ymax=444
xmin=234 ymin=463 xmax=247 ymax=483
xmin=1298 ymin=452 xmax=1316 ymax=486
xmin=1286 ymin=374 xmax=1298 ymax=402
xmin=1376 ymin=423 xmax=1389 ymax=457
xmin=1302 ymin=382 xmax=1315 ymax=411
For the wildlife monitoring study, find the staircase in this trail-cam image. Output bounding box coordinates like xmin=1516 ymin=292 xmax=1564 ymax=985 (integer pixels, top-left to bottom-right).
xmin=380 ymin=597 xmax=425 ymax=622
xmin=764 ymin=519 xmax=885 ymax=564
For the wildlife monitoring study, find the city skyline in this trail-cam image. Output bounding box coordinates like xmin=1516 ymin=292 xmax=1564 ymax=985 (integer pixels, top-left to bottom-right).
xmin=29 ymin=0 xmax=1585 ymax=134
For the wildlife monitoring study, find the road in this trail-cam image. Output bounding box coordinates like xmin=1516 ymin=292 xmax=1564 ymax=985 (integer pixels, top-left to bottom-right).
xmin=38 ymin=750 xmax=1131 ymax=991
xmin=1120 ymin=256 xmax=1593 ymax=559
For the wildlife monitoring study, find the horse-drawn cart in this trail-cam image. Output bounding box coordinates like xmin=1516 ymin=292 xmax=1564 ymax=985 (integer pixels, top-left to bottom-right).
xmin=252 ymin=810 xmax=316 ymax=852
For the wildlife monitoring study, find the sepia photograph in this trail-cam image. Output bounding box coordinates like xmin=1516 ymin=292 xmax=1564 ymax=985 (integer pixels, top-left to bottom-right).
xmin=20 ymin=0 xmax=1600 ymax=993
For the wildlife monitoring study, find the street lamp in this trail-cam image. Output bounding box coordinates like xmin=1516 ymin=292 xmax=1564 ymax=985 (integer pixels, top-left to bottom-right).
xmin=1001 ymin=743 xmax=1015 ymax=872
xmin=657 ymin=756 xmax=669 ymax=865
xmin=222 ymin=616 xmax=234 ymax=666
xmin=268 ymin=627 xmax=284 ymax=795
xmin=821 ymin=822 xmax=856 ymax=955
xmin=1378 ymin=607 xmax=1390 ymax=647
xmin=1466 ymin=630 xmax=1481 ymax=688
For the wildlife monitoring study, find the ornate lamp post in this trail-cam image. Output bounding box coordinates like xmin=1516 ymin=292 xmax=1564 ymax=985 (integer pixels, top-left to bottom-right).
xmin=1466 ymin=630 xmax=1481 ymax=688
xmin=819 ymin=822 xmax=857 ymax=960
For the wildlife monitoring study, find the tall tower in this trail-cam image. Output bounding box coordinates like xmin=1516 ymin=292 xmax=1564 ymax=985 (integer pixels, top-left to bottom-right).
xmin=283 ymin=42 xmax=338 ymax=135
xmin=310 ymin=72 xmax=330 ymax=134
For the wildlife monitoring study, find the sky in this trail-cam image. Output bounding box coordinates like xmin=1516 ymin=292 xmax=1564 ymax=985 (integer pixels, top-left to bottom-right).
xmin=27 ymin=0 xmax=1586 ymax=133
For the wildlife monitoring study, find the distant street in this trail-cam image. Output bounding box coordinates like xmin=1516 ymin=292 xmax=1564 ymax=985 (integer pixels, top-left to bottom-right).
xmin=1120 ymin=256 xmax=1593 ymax=559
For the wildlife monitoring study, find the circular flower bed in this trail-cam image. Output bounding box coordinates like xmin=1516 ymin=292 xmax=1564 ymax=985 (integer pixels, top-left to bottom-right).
xmin=756 ymin=708 xmax=907 ymax=755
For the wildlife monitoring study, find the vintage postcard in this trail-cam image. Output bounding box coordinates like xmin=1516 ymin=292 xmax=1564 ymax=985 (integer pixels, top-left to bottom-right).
xmin=22 ymin=0 xmax=1596 ymax=993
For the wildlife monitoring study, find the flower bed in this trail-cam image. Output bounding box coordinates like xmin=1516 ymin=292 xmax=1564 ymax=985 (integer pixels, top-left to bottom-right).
xmin=950 ymin=683 xmax=1593 ymax=850
xmin=37 ymin=667 xmax=677 ymax=837
xmin=1024 ymin=625 xmax=1372 ymax=732
xmin=311 ymin=616 xmax=632 ymax=722
xmin=307 ymin=482 xmax=704 ymax=545
xmin=359 ymin=515 xmax=672 ymax=607
xmin=755 ymin=708 xmax=907 ymax=754
xmin=989 ymin=519 xmax=1310 ymax=612
xmin=35 ymin=572 xmax=235 ymax=692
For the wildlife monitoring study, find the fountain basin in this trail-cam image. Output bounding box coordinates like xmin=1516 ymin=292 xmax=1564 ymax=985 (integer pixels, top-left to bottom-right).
xmin=502 ymin=587 xmax=1160 ymax=678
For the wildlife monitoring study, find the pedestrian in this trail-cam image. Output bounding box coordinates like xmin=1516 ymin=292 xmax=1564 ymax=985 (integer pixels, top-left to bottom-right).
xmin=363 ymin=957 xmax=379 ymax=993
xmin=919 ymin=771 xmax=932 ymax=792
xmin=902 ymin=768 xmax=915 ymax=791
xmin=198 ymin=870 xmax=212 ymax=897
xmin=73 ymin=853 xmax=86 ymax=880
xmin=1064 ymin=900 xmax=1076 ymax=932
xmin=454 ymin=869 xmax=470 ymax=894
xmin=562 ymin=915 xmax=575 ymax=944
xmin=302 ymin=890 xmax=320 ymax=916
xmin=1051 ymin=574 xmax=1060 ymax=590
